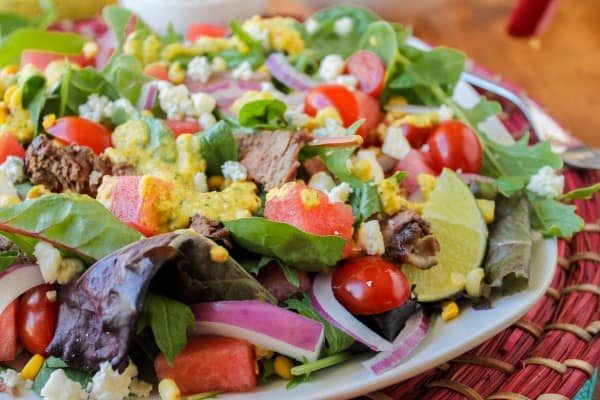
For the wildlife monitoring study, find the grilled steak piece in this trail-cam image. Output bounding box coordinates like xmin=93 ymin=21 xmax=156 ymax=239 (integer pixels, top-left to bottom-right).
xmin=381 ymin=210 xmax=440 ymax=269
xmin=189 ymin=214 xmax=232 ymax=247
xmin=237 ymin=130 xmax=303 ymax=191
xmin=25 ymin=135 xmax=134 ymax=197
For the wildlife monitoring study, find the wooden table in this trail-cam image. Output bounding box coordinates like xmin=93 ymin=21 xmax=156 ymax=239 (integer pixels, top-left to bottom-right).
xmin=268 ymin=0 xmax=600 ymax=148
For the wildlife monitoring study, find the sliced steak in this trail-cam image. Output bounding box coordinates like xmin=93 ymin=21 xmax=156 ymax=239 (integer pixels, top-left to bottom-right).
xmin=25 ymin=135 xmax=134 ymax=197
xmin=380 ymin=210 xmax=440 ymax=269
xmin=237 ymin=130 xmax=303 ymax=191
xmin=189 ymin=214 xmax=232 ymax=247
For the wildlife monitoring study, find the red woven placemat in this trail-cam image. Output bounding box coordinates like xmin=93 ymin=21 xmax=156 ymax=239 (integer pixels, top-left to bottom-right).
xmin=358 ymin=70 xmax=600 ymax=400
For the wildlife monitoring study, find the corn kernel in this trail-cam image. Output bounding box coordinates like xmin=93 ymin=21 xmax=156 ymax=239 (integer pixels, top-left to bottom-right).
xmin=158 ymin=378 xmax=181 ymax=400
xmin=350 ymin=159 xmax=373 ymax=182
xmin=300 ymin=188 xmax=320 ymax=210
xmin=466 ymin=268 xmax=485 ymax=298
xmin=255 ymin=346 xmax=274 ymax=360
xmin=141 ymin=109 xmax=153 ymax=117
xmin=441 ymin=301 xmax=460 ymax=322
xmin=4 ymin=85 xmax=18 ymax=103
xmin=168 ymin=62 xmax=186 ymax=85
xmin=20 ymin=354 xmax=45 ymax=380
xmin=1 ymin=65 xmax=19 ymax=75
xmin=42 ymin=114 xmax=57 ymax=131
xmin=0 ymin=194 xmax=20 ymax=207
xmin=257 ymin=64 xmax=268 ymax=74
xmin=82 ymin=41 xmax=99 ymax=59
xmin=0 ymin=105 xmax=8 ymax=124
xmin=273 ymin=355 xmax=294 ymax=380
xmin=27 ymin=184 xmax=51 ymax=199
xmin=476 ymin=199 xmax=495 ymax=224
xmin=207 ymin=175 xmax=224 ymax=191
xmin=209 ymin=245 xmax=229 ymax=263
xmin=417 ymin=173 xmax=437 ymax=199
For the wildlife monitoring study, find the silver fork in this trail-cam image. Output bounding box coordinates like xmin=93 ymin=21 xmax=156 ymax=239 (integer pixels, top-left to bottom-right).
xmin=461 ymin=71 xmax=600 ymax=170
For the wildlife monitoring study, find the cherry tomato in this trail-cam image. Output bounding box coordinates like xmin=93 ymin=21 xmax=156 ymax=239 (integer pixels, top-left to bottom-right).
xmin=332 ymin=256 xmax=410 ymax=315
xmin=164 ymin=119 xmax=202 ymax=137
xmin=21 ymin=50 xmax=95 ymax=70
xmin=425 ymin=120 xmax=483 ymax=173
xmin=304 ymin=84 xmax=359 ymax=128
xmin=186 ymin=24 xmax=229 ymax=42
xmin=17 ymin=284 xmax=58 ymax=356
xmin=402 ymin=124 xmax=434 ymax=149
xmin=0 ymin=132 xmax=25 ymax=164
xmin=345 ymin=50 xmax=385 ymax=97
xmin=46 ymin=116 xmax=112 ymax=155
xmin=353 ymin=90 xmax=383 ymax=143
xmin=143 ymin=62 xmax=169 ymax=81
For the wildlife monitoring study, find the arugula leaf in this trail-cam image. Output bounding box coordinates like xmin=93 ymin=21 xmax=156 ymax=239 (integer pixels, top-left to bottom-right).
xmin=104 ymin=54 xmax=151 ymax=104
xmin=349 ymin=183 xmax=382 ymax=225
xmin=480 ymin=134 xmax=563 ymax=178
xmin=238 ymin=99 xmax=288 ymax=130
xmin=0 ymin=194 xmax=141 ymax=262
xmin=358 ymin=20 xmax=397 ymax=69
xmin=33 ymin=357 xmax=91 ymax=396
xmin=390 ymin=47 xmax=465 ymax=95
xmin=528 ymin=194 xmax=584 ymax=238
xmin=304 ymin=5 xmax=379 ymax=59
xmin=286 ymin=293 xmax=354 ymax=357
xmin=224 ymin=217 xmax=345 ymax=272
xmin=557 ymin=183 xmax=600 ymax=201
xmin=495 ymin=176 xmax=527 ymax=197
xmin=143 ymin=293 xmax=195 ymax=365
xmin=0 ymin=29 xmax=86 ymax=67
xmin=0 ymin=250 xmax=18 ymax=273
xmin=198 ymin=120 xmax=238 ymax=175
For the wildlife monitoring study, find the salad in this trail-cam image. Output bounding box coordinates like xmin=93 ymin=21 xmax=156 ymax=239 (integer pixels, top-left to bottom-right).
xmin=0 ymin=4 xmax=597 ymax=400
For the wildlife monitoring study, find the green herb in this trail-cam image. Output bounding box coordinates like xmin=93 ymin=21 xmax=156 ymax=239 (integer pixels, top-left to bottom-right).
xmin=0 ymin=29 xmax=85 ymax=67
xmin=0 ymin=193 xmax=141 ymax=263
xmin=229 ymin=19 xmax=261 ymax=49
xmin=484 ymin=196 xmax=532 ymax=293
xmin=216 ymin=46 xmax=264 ymax=69
xmin=33 ymin=357 xmax=91 ymax=396
xmin=0 ymin=250 xmax=18 ymax=273
xmin=164 ymin=22 xmax=183 ymax=44
xmin=349 ymin=183 xmax=382 ymax=225
xmin=142 ymin=293 xmax=195 ymax=365
xmin=300 ymin=145 xmax=361 ymax=186
xmin=304 ymin=5 xmax=379 ymax=59
xmin=495 ymin=176 xmax=527 ymax=197
xmin=358 ymin=20 xmax=398 ymax=69
xmin=287 ymin=351 xmax=355 ymax=388
xmin=238 ymin=99 xmax=288 ymax=130
xmin=528 ymin=194 xmax=584 ymax=238
xmin=557 ymin=183 xmax=600 ymax=201
xmin=198 ymin=120 xmax=238 ymax=175
xmin=224 ymin=217 xmax=345 ymax=272
xmin=104 ymin=54 xmax=151 ymax=104
xmin=258 ymin=358 xmax=276 ymax=384
xmin=286 ymin=293 xmax=354 ymax=357
xmin=102 ymin=5 xmax=152 ymax=70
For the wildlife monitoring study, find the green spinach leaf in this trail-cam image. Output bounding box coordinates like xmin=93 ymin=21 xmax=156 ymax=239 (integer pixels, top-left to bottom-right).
xmin=238 ymin=99 xmax=288 ymax=130
xmin=104 ymin=54 xmax=151 ymax=104
xmin=199 ymin=120 xmax=238 ymax=175
xmin=143 ymin=293 xmax=195 ymax=365
xmin=0 ymin=29 xmax=86 ymax=67
xmin=224 ymin=217 xmax=345 ymax=271
xmin=0 ymin=13 xmax=32 ymax=38
xmin=286 ymin=293 xmax=355 ymax=357
xmin=349 ymin=183 xmax=382 ymax=225
xmin=0 ymin=250 xmax=18 ymax=273
xmin=358 ymin=20 xmax=397 ymax=69
xmin=33 ymin=357 xmax=91 ymax=396
xmin=102 ymin=5 xmax=152 ymax=69
xmin=0 ymin=194 xmax=142 ymax=263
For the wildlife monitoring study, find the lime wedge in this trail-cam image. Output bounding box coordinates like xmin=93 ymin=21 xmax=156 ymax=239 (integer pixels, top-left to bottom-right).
xmin=401 ymin=169 xmax=488 ymax=302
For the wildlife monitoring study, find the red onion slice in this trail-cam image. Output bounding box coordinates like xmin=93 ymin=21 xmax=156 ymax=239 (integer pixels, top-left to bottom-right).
xmin=362 ymin=310 xmax=429 ymax=375
xmin=191 ymin=300 xmax=324 ymax=361
xmin=265 ymin=53 xmax=320 ymax=91
xmin=137 ymin=82 xmax=159 ymax=111
xmin=0 ymin=263 xmax=44 ymax=314
xmin=311 ymin=272 xmax=393 ymax=352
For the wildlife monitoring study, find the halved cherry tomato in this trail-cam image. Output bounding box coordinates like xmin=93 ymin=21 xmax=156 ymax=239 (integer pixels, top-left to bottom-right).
xmin=186 ymin=23 xmax=229 ymax=42
xmin=164 ymin=119 xmax=201 ymax=137
xmin=402 ymin=123 xmax=434 ymax=149
xmin=46 ymin=116 xmax=112 ymax=155
xmin=143 ymin=62 xmax=169 ymax=81
xmin=305 ymin=84 xmax=359 ymax=128
xmin=425 ymin=120 xmax=483 ymax=173
xmin=332 ymin=256 xmax=410 ymax=315
xmin=345 ymin=50 xmax=385 ymax=98
xmin=0 ymin=300 xmax=18 ymax=361
xmin=17 ymin=284 xmax=58 ymax=356
xmin=354 ymin=90 xmax=382 ymax=143
xmin=21 ymin=50 xmax=95 ymax=70
xmin=0 ymin=132 xmax=25 ymax=164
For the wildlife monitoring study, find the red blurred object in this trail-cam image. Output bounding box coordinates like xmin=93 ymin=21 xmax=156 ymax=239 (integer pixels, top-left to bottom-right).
xmin=507 ymin=0 xmax=561 ymax=37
